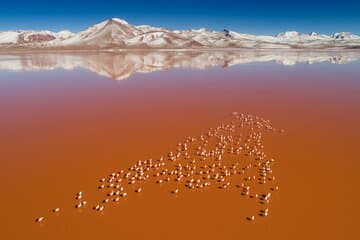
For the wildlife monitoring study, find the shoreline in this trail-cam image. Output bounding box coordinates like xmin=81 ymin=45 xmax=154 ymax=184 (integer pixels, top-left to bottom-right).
xmin=0 ymin=47 xmax=360 ymax=54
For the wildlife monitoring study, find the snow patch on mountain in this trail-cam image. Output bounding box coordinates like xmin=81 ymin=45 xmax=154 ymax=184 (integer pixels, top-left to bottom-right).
xmin=0 ymin=31 xmax=19 ymax=44
xmin=332 ymin=32 xmax=360 ymax=40
xmin=0 ymin=30 xmax=74 ymax=45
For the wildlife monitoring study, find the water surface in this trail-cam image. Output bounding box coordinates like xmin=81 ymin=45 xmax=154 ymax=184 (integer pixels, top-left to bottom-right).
xmin=1 ymin=51 xmax=359 ymax=240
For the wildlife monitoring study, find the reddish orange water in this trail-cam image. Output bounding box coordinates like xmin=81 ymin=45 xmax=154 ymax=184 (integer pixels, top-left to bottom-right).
xmin=1 ymin=61 xmax=360 ymax=239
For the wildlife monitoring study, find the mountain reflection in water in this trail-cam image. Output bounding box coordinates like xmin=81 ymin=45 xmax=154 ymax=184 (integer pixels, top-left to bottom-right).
xmin=0 ymin=50 xmax=360 ymax=80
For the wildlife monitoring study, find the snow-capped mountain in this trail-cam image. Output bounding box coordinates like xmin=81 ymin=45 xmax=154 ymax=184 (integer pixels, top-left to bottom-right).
xmin=276 ymin=31 xmax=330 ymax=42
xmin=331 ymin=32 xmax=360 ymax=41
xmin=56 ymin=18 xmax=202 ymax=49
xmin=0 ymin=30 xmax=73 ymax=45
xmin=0 ymin=18 xmax=359 ymax=49
xmin=59 ymin=18 xmax=143 ymax=47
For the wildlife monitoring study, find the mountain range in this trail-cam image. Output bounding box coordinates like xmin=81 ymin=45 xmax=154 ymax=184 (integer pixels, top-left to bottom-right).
xmin=0 ymin=18 xmax=360 ymax=50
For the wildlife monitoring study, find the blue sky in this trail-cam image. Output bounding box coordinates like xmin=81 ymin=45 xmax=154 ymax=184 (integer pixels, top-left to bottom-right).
xmin=0 ymin=0 xmax=359 ymax=35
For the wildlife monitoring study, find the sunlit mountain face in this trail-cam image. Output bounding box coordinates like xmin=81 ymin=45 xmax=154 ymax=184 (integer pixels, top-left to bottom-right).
xmin=1 ymin=50 xmax=360 ymax=80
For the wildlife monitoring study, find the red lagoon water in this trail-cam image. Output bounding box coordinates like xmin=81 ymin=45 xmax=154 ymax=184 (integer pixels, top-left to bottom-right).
xmin=0 ymin=61 xmax=359 ymax=240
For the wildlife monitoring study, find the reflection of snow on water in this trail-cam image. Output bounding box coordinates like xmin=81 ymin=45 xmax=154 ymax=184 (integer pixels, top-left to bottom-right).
xmin=1 ymin=50 xmax=360 ymax=80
